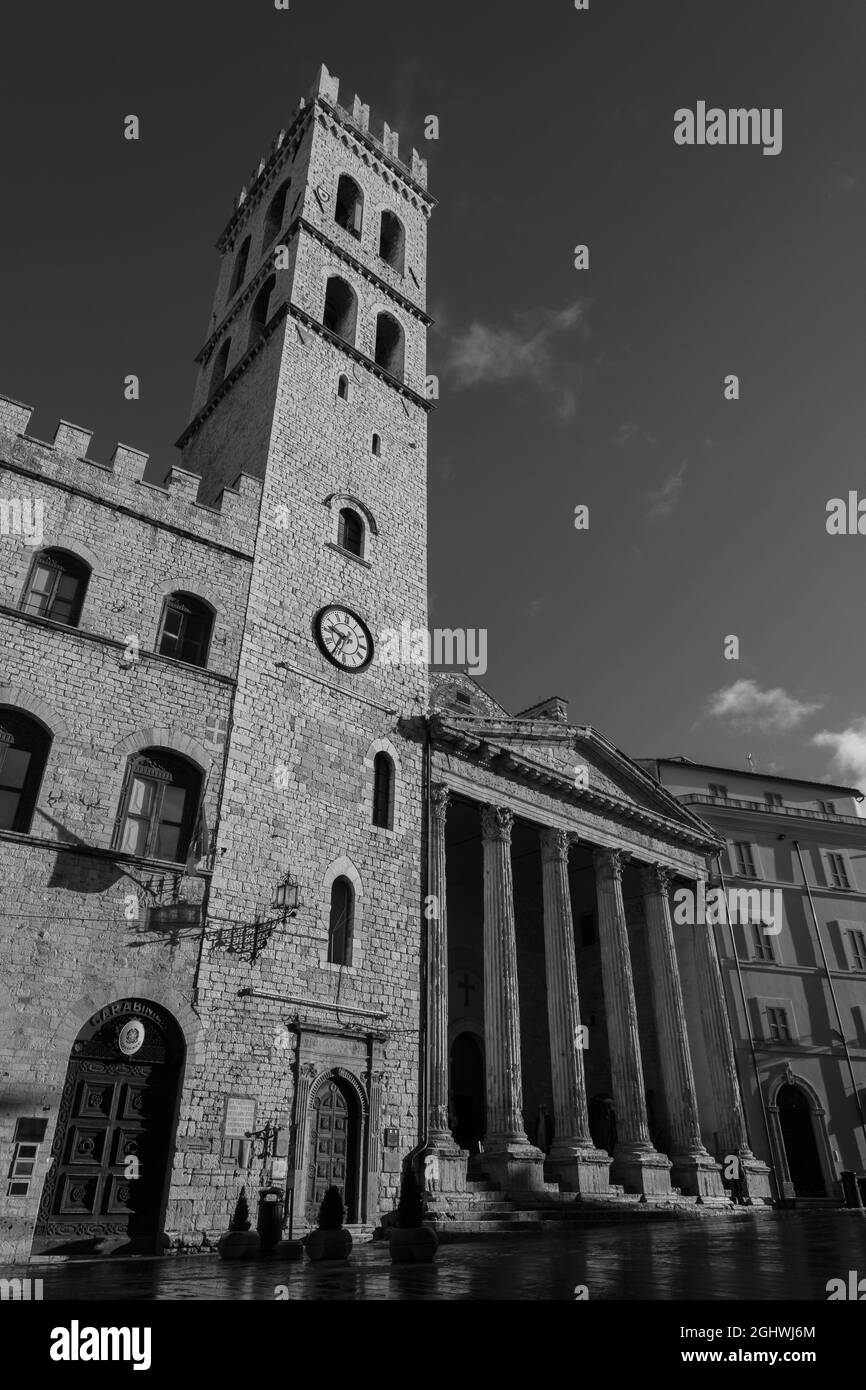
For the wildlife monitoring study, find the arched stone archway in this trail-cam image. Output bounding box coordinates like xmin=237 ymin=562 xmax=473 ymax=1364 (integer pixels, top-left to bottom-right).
xmin=767 ymin=1069 xmax=835 ymax=1200
xmin=305 ymin=1069 xmax=366 ymax=1225
xmin=33 ymin=998 xmax=185 ymax=1257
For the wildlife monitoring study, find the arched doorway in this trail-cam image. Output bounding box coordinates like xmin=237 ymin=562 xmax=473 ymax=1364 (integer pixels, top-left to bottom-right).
xmin=306 ymin=1076 xmax=361 ymax=1224
xmin=777 ymin=1083 xmax=827 ymax=1197
xmin=450 ymin=1032 xmax=485 ymax=1152
xmin=33 ymin=999 xmax=184 ymax=1256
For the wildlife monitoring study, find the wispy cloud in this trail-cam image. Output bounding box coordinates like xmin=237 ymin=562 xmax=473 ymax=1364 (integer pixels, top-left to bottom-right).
xmin=823 ymin=159 xmax=860 ymax=198
xmin=445 ymin=300 xmax=588 ymax=422
xmin=614 ymin=421 xmax=658 ymax=448
xmin=812 ymin=719 xmax=866 ymax=787
xmin=705 ymin=679 xmax=823 ymax=733
xmin=643 ymin=461 xmax=687 ymax=523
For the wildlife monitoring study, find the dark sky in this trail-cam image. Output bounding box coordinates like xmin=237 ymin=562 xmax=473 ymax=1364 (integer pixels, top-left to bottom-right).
xmin=2 ymin=1 xmax=864 ymax=788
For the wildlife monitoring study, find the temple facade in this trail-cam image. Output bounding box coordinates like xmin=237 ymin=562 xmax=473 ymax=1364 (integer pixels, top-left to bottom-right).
xmin=0 ymin=65 xmax=772 ymax=1265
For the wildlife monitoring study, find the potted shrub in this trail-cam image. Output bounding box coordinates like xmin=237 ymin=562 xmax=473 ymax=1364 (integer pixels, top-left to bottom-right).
xmin=217 ymin=1187 xmax=262 ymax=1261
xmin=305 ymin=1186 xmax=353 ymax=1262
xmin=389 ymin=1167 xmax=438 ymax=1263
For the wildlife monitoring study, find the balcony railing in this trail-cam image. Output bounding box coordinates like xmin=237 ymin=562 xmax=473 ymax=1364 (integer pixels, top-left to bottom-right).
xmin=679 ymin=794 xmax=864 ymax=827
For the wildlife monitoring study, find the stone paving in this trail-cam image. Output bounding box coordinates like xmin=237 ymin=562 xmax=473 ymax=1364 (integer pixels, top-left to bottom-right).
xmin=6 ymin=1211 xmax=865 ymax=1301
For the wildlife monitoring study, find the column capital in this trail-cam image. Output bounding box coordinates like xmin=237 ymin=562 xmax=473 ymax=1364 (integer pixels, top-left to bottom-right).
xmin=539 ymin=826 xmax=574 ymax=864
xmin=431 ymin=784 xmax=451 ymax=824
xmin=640 ymin=862 xmax=674 ymax=895
xmin=481 ymin=804 xmax=514 ymax=843
xmin=593 ymin=847 xmax=627 ymax=882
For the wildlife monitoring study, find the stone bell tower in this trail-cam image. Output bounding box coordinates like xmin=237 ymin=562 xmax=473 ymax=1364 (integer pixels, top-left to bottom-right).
xmin=170 ymin=65 xmax=437 ymax=1227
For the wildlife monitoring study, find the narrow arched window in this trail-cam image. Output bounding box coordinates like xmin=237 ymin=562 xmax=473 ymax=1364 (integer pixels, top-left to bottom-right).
xmin=337 ymin=374 xmax=349 ymax=401
xmin=20 ymin=549 xmax=90 ymax=627
xmin=323 ymin=277 xmax=358 ymax=344
xmin=374 ymin=312 xmax=405 ymax=378
xmin=229 ymin=235 xmax=251 ymax=298
xmin=248 ymin=275 xmax=275 ymax=349
xmin=371 ymin=433 xmax=381 ymax=457
xmin=337 ymin=507 xmax=363 ymax=557
xmin=113 ymin=748 xmax=203 ymax=863
xmin=0 ymin=709 xmax=51 ymax=833
xmin=328 ymin=876 xmax=354 ymax=965
xmin=157 ymin=592 xmax=214 ymax=668
xmin=372 ymin=753 xmax=394 ymax=829
xmin=209 ymin=339 xmax=231 ymax=398
xmin=379 ymin=211 xmax=405 ymax=273
xmin=335 ymin=175 xmax=363 ymax=238
xmin=262 ymin=179 xmax=290 ymax=250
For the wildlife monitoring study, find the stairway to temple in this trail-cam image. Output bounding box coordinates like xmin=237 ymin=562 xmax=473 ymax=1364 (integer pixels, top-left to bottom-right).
xmin=419 ymin=1156 xmax=751 ymax=1239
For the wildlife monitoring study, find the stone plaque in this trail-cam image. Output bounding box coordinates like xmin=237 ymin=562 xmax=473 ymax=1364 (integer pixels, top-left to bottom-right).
xmin=224 ymin=1096 xmax=256 ymax=1138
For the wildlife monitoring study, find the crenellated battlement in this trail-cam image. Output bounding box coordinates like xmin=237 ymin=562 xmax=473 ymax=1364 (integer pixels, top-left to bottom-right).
xmin=0 ymin=392 xmax=261 ymax=553
xmin=219 ymin=62 xmax=430 ymax=254
xmin=311 ymin=62 xmax=429 ymax=192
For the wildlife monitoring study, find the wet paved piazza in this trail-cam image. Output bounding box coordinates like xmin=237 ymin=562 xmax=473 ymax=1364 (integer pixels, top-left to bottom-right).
xmin=11 ymin=1211 xmax=866 ymax=1301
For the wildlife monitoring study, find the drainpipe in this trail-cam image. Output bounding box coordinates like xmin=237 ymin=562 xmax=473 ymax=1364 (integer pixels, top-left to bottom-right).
xmin=716 ymin=854 xmax=779 ymax=1197
xmin=793 ymin=840 xmax=866 ymax=1153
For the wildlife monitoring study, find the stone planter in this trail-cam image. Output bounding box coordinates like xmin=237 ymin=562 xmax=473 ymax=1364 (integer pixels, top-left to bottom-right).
xmin=305 ymin=1228 xmax=353 ymax=1262
xmin=389 ymin=1225 xmax=439 ymax=1264
xmin=217 ymin=1229 xmax=261 ymax=1261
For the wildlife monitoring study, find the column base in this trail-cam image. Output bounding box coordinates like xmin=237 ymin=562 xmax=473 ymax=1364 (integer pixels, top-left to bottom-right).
xmin=545 ymin=1143 xmax=612 ymax=1194
xmin=739 ymin=1156 xmax=774 ymax=1205
xmin=417 ymin=1139 xmax=469 ymax=1196
xmin=612 ymin=1143 xmax=672 ymax=1197
xmin=481 ymin=1141 xmax=546 ymax=1192
xmin=670 ymin=1151 xmax=727 ymax=1201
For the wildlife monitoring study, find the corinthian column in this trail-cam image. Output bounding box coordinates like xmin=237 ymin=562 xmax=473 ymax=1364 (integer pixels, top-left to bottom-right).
xmin=427 ymin=785 xmax=456 ymax=1147
xmin=540 ymin=828 xmax=611 ymax=1193
xmin=692 ymin=879 xmax=773 ymax=1203
xmin=594 ymin=848 xmax=671 ymax=1196
xmin=480 ymin=804 xmax=544 ymax=1190
xmin=640 ymin=864 xmax=725 ymax=1200
xmin=420 ymin=785 xmax=465 ymax=1196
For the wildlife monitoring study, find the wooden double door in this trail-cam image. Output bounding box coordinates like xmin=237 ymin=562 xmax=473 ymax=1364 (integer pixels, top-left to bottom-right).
xmin=307 ymin=1078 xmax=359 ymax=1223
xmin=34 ymin=1001 xmax=183 ymax=1256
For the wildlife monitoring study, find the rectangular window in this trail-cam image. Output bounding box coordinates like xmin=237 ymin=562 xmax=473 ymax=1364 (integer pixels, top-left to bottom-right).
xmin=708 ymin=783 xmax=728 ymax=798
xmin=848 ymin=930 xmax=866 ymax=972
xmin=764 ymin=793 xmax=783 ymax=809
xmin=818 ymin=801 xmax=836 ymax=815
xmin=731 ymin=842 xmax=758 ymax=878
xmin=753 ymin=923 xmax=776 ymax=963
xmin=827 ymin=853 xmax=851 ymax=890
xmin=766 ymin=1006 xmax=792 ymax=1042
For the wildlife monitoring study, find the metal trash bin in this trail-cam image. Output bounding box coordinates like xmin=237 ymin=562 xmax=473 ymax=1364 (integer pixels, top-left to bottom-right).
xmin=257 ymin=1186 xmax=285 ymax=1250
xmin=840 ymin=1170 xmax=863 ymax=1208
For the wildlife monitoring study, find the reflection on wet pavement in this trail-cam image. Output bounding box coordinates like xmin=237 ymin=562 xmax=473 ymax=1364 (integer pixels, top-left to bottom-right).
xmin=7 ymin=1212 xmax=866 ymax=1301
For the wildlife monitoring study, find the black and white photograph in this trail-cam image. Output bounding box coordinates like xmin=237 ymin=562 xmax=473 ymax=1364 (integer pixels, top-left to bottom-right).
xmin=1 ymin=0 xmax=865 ymax=1356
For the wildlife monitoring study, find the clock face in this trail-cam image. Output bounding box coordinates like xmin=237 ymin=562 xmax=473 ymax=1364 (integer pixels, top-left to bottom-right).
xmin=314 ymin=605 xmax=373 ymax=671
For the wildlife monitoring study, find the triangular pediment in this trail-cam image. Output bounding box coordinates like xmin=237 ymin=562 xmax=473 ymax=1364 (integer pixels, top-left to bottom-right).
xmin=429 ymin=710 xmax=721 ymax=851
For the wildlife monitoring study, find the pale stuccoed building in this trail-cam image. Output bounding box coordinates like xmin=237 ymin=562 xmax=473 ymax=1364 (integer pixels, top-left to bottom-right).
xmin=0 ymin=65 xmax=772 ymax=1265
xmin=641 ymin=758 xmax=866 ymax=1203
